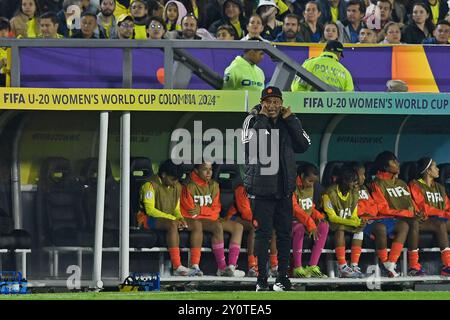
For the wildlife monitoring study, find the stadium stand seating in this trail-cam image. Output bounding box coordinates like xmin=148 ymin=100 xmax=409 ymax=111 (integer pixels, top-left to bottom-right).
xmin=438 ymin=163 xmax=450 ymax=195
xmin=399 ymin=161 xmax=418 ymax=183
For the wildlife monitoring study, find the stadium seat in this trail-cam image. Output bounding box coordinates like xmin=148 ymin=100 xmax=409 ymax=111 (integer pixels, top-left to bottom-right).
xmin=36 ymin=157 xmax=87 ymax=247
xmin=213 ymin=163 xmax=242 ymax=218
xmin=130 ymin=157 xmax=154 ymax=228
xmin=399 ymin=161 xmax=418 ymax=183
xmin=321 ymin=161 xmax=345 ymax=188
xmin=179 ymin=163 xmax=194 ymax=185
xmin=364 ymin=161 xmax=376 ymax=185
xmin=437 ymin=163 xmax=450 ymax=195
xmin=79 ymin=158 xmax=119 ymax=247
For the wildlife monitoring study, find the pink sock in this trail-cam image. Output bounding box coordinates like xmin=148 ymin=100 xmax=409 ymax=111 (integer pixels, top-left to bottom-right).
xmin=309 ymin=221 xmax=329 ymax=266
xmin=292 ymin=222 xmax=305 ymax=268
xmin=212 ymin=242 xmax=227 ymax=270
xmin=228 ymin=242 xmax=241 ymax=266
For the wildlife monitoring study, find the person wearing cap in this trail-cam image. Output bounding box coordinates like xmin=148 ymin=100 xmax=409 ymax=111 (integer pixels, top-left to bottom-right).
xmin=291 ymin=40 xmax=354 ymax=92
xmin=257 ymin=0 xmax=283 ymax=41
xmin=223 ymin=37 xmax=265 ymax=91
xmin=242 ymin=86 xmax=311 ymax=291
xmin=209 ymin=0 xmax=248 ymax=40
xmin=386 ymin=79 xmax=408 ymax=92
xmin=113 ymin=13 xmax=134 ymax=38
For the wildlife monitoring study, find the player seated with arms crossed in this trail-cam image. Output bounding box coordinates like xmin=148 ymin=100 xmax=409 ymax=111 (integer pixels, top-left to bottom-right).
xmin=409 ymin=157 xmax=450 ymax=276
xmin=181 ymin=161 xmax=246 ymax=277
xmin=322 ymin=165 xmax=366 ymax=278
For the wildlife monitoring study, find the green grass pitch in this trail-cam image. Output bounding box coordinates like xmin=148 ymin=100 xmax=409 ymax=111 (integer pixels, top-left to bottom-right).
xmin=0 ymin=291 xmax=449 ymax=300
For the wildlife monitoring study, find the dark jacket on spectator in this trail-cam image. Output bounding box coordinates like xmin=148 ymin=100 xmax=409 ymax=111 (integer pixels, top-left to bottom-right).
xmin=299 ymin=22 xmax=324 ymax=43
xmin=391 ymin=0 xmax=408 ymax=24
xmin=423 ymin=0 xmax=449 ymax=23
xmin=336 ymin=20 xmax=362 ymax=43
xmin=317 ymin=0 xmax=347 ymax=24
xmin=273 ymin=31 xmax=305 ymax=42
xmin=261 ymin=20 xmax=283 ymax=41
xmin=180 ymin=0 xmax=221 ymax=30
xmin=422 ymin=37 xmax=449 ymax=44
xmin=208 ymin=0 xmax=248 ymax=39
xmin=401 ymin=22 xmax=434 ymax=44
xmin=242 ymin=104 xmax=311 ymax=199
xmin=38 ymin=0 xmax=63 ymax=14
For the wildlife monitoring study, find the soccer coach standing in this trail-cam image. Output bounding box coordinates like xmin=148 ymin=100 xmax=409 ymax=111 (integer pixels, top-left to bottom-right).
xmin=242 ymin=86 xmax=311 ymax=291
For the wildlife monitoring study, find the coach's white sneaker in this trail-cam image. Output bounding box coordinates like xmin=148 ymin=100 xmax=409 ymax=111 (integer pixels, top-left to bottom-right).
xmin=173 ymin=265 xmax=190 ymax=276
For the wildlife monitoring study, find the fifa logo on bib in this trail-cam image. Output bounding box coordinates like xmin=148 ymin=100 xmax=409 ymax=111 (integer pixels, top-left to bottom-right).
xmin=194 ymin=195 xmax=213 ymax=206
xmin=338 ymin=208 xmax=352 ymax=219
xmin=386 ymin=187 xmax=410 ymax=198
xmin=359 ymin=190 xmax=369 ymax=200
xmin=426 ymin=191 xmax=444 ymax=203
xmin=301 ymin=198 xmax=313 ymax=210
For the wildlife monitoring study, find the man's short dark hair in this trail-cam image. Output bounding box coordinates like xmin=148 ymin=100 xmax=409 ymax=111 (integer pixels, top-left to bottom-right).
xmin=305 ymin=1 xmax=321 ymax=12
xmin=284 ymin=13 xmax=300 ymax=25
xmin=436 ymin=19 xmax=450 ymax=28
xmin=181 ymin=13 xmax=198 ymax=26
xmin=148 ymin=15 xmax=166 ymax=31
xmin=100 ymin=0 xmax=116 ymax=5
xmin=374 ymin=151 xmax=398 ymax=172
xmin=216 ymin=24 xmax=236 ymax=38
xmin=81 ymin=12 xmax=98 ymax=20
xmin=347 ymin=0 xmax=366 ymax=14
xmin=39 ymin=12 xmax=59 ymax=25
xmin=0 ymin=17 xmax=11 ymax=31
xmin=158 ymin=159 xmax=181 ymax=179
xmin=376 ymin=0 xmax=392 ymax=10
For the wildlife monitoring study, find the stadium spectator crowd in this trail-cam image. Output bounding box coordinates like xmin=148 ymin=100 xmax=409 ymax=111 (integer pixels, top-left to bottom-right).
xmin=0 ymin=0 xmax=448 ymax=44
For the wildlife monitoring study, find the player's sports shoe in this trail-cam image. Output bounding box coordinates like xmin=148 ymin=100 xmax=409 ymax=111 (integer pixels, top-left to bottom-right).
xmin=338 ymin=264 xmax=357 ymax=278
xmin=273 ymin=276 xmax=292 ymax=292
xmin=247 ymin=266 xmax=258 ymax=277
xmin=383 ymin=262 xmax=400 ymax=278
xmin=305 ymin=265 xmax=328 ymax=278
xmin=407 ymin=266 xmax=426 ymax=277
xmin=173 ymin=265 xmax=190 ymax=276
xmin=351 ymin=265 xmax=364 ymax=278
xmin=217 ymin=265 xmax=246 ymax=277
xmin=256 ymin=278 xmax=270 ymax=291
xmin=293 ymin=266 xmax=310 ymax=278
xmin=269 ymin=265 xmax=278 ymax=278
xmin=188 ymin=264 xmax=203 ymax=277
xmin=440 ymin=266 xmax=450 ymax=277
